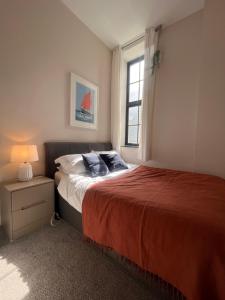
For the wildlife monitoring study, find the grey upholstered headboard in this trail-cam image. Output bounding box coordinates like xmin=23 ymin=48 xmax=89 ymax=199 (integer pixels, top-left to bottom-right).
xmin=44 ymin=141 xmax=112 ymax=179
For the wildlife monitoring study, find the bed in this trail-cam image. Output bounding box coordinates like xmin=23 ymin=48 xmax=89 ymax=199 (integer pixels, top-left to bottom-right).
xmin=45 ymin=142 xmax=113 ymax=232
xmin=45 ymin=142 xmax=225 ymax=300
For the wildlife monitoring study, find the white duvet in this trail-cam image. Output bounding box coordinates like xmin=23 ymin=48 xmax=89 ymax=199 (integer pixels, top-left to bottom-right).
xmin=57 ymin=164 xmax=137 ymax=213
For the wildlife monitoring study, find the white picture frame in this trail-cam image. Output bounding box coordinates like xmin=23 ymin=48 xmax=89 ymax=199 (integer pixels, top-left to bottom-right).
xmin=70 ymin=72 xmax=98 ymax=130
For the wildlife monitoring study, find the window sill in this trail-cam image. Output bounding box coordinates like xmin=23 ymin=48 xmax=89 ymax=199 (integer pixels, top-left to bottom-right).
xmin=121 ymin=145 xmax=139 ymax=149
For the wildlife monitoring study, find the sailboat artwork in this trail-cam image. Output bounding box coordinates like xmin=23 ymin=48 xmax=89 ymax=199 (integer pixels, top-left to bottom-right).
xmin=76 ymin=88 xmax=94 ymax=123
xmin=81 ymin=92 xmax=91 ymax=115
xmin=70 ymin=73 xmax=98 ymax=129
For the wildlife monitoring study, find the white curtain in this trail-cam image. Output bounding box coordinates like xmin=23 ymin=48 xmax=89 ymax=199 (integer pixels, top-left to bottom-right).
xmin=111 ymin=47 xmax=126 ymax=151
xmin=138 ymin=28 xmax=159 ymax=161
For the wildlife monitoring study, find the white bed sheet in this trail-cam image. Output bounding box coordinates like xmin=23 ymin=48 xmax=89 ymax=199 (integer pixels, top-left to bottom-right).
xmin=55 ymin=171 xmax=63 ymax=186
xmin=57 ymin=164 xmax=137 ymax=213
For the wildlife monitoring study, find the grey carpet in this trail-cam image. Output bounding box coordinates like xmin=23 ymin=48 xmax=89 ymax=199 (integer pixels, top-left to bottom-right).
xmin=0 ymin=221 xmax=167 ymax=300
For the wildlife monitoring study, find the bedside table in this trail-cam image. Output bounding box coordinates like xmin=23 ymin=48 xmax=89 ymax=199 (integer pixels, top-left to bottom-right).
xmin=1 ymin=176 xmax=54 ymax=241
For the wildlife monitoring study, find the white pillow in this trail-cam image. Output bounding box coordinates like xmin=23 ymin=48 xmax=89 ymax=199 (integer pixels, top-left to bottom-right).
xmin=55 ymin=154 xmax=86 ymax=175
xmin=92 ymin=150 xmax=117 ymax=155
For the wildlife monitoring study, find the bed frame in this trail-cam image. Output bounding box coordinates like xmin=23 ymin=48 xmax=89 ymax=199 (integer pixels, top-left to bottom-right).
xmin=44 ymin=141 xmax=185 ymax=300
xmin=45 ymin=141 xmax=112 ymax=231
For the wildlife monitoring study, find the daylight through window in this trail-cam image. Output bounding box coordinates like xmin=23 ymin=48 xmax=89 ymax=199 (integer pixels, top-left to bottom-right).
xmin=125 ymin=56 xmax=144 ymax=146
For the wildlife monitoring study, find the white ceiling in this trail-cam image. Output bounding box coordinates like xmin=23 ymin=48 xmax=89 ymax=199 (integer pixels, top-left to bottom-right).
xmin=62 ymin=0 xmax=205 ymax=49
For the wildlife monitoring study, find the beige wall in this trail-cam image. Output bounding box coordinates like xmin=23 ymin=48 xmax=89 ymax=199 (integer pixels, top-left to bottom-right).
xmin=195 ymin=0 xmax=225 ymax=178
xmin=151 ymin=11 xmax=203 ymax=171
xmin=0 ymin=0 xmax=112 ymax=182
xmin=122 ymin=11 xmax=204 ymax=170
xmin=125 ymin=2 xmax=225 ymax=179
xmin=151 ymin=1 xmax=225 ymax=178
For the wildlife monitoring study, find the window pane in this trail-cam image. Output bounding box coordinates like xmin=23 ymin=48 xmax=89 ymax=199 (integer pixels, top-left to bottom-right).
xmin=128 ymin=106 xmax=138 ymax=125
xmin=138 ymin=126 xmax=141 ymax=144
xmin=138 ymin=106 xmax=142 ymax=124
xmin=140 ymin=60 xmax=144 ymax=80
xmin=128 ymin=125 xmax=138 ymax=144
xmin=139 ymin=80 xmax=144 ymax=100
xmin=129 ymin=62 xmax=139 ymax=83
xmin=129 ymin=82 xmax=139 ymax=102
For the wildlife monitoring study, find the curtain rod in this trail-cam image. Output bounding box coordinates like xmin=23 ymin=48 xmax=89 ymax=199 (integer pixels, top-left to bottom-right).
xmin=122 ymin=35 xmax=144 ymax=50
xmin=121 ymin=25 xmax=162 ymax=50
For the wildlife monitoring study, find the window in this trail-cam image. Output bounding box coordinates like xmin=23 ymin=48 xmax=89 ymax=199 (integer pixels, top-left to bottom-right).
xmin=125 ymin=56 xmax=144 ymax=146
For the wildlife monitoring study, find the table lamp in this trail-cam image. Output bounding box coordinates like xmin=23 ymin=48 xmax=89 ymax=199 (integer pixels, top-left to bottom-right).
xmin=11 ymin=145 xmax=39 ymax=181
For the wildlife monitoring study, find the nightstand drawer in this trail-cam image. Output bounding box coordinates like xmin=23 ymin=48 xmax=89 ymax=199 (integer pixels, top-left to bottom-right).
xmin=12 ymin=199 xmax=53 ymax=232
xmin=2 ymin=176 xmax=54 ymax=241
xmin=12 ymin=183 xmax=53 ymax=212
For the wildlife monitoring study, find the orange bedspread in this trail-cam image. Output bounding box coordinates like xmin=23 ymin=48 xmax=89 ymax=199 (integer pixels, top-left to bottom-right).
xmin=82 ymin=166 xmax=225 ymax=300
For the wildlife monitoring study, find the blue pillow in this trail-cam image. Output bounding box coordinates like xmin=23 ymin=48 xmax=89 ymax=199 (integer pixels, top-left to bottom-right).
xmin=99 ymin=153 xmax=128 ymax=172
xmin=82 ymin=153 xmax=109 ymax=177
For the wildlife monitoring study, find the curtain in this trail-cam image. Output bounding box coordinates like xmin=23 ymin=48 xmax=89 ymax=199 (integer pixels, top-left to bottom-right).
xmin=111 ymin=47 xmax=126 ymax=151
xmin=138 ymin=27 xmax=160 ymax=161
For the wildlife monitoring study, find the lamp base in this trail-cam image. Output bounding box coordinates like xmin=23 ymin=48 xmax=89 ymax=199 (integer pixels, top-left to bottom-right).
xmin=18 ymin=163 xmax=33 ymax=181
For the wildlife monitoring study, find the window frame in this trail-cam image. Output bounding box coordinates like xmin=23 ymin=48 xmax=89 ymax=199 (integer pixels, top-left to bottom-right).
xmin=125 ymin=55 xmax=144 ymax=147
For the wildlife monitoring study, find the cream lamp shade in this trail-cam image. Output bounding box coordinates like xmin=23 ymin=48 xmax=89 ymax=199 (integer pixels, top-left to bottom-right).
xmin=11 ymin=145 xmax=39 ymax=181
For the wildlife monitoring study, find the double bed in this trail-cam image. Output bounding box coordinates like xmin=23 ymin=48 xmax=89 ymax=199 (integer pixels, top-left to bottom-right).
xmin=45 ymin=142 xmax=225 ymax=300
xmin=45 ymin=142 xmax=114 ymax=232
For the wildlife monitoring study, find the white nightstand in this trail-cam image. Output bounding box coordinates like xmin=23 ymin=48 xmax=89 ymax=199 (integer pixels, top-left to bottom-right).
xmin=1 ymin=176 xmax=54 ymax=241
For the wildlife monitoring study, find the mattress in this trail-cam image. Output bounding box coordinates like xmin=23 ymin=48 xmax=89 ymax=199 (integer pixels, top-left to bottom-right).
xmin=56 ymin=164 xmax=137 ymax=213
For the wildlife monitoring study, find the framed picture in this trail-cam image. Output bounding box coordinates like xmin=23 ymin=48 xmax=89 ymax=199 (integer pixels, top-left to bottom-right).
xmin=70 ymin=72 xmax=98 ymax=129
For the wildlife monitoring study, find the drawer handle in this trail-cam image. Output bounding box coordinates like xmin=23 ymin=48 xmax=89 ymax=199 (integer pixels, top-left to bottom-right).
xmin=21 ymin=200 xmax=47 ymax=210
